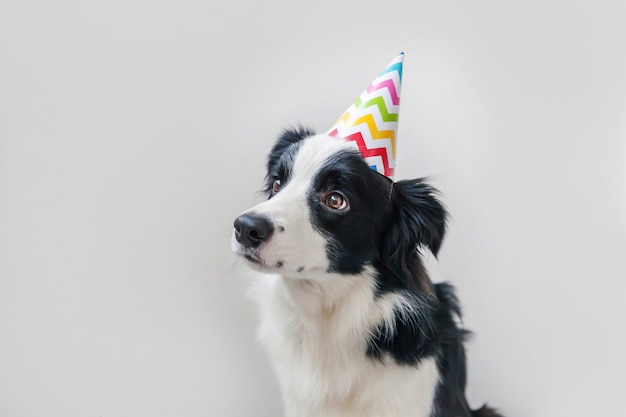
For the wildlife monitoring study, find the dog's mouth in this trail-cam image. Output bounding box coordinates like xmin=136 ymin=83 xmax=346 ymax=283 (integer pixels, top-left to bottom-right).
xmin=234 ymin=244 xmax=287 ymax=273
xmin=243 ymin=252 xmax=262 ymax=264
xmin=232 ymin=243 xmax=262 ymax=264
xmin=232 ymin=241 xmax=269 ymax=268
xmin=231 ymin=231 xmax=289 ymax=272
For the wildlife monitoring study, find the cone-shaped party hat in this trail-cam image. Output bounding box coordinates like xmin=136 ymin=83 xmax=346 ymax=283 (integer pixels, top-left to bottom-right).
xmin=328 ymin=52 xmax=404 ymax=179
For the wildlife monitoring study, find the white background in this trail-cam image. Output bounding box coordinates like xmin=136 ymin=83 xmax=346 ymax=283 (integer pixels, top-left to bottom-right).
xmin=1 ymin=1 xmax=625 ymax=416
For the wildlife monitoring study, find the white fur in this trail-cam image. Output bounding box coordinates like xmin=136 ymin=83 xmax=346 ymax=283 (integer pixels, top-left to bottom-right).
xmin=233 ymin=134 xmax=440 ymax=417
xmin=250 ymin=270 xmax=439 ymax=417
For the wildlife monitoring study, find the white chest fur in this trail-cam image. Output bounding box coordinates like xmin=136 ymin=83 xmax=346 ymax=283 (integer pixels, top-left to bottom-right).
xmin=251 ymin=272 xmax=440 ymax=417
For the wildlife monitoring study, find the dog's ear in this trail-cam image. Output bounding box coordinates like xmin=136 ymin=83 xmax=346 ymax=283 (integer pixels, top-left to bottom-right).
xmin=266 ymin=126 xmax=315 ymax=173
xmin=383 ymin=178 xmax=448 ymax=262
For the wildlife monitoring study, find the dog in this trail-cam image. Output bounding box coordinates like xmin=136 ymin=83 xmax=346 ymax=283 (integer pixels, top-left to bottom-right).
xmin=231 ymin=126 xmax=503 ymax=417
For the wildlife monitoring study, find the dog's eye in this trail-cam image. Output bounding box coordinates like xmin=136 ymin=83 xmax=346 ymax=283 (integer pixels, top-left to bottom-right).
xmin=272 ymin=179 xmax=282 ymax=193
xmin=325 ymin=192 xmax=348 ymax=210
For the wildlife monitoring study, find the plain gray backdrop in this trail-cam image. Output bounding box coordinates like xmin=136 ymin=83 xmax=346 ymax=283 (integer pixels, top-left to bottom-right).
xmin=1 ymin=1 xmax=625 ymax=416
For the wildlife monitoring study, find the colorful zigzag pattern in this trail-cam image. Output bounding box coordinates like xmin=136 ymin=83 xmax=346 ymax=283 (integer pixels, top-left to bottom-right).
xmin=328 ymin=52 xmax=404 ymax=179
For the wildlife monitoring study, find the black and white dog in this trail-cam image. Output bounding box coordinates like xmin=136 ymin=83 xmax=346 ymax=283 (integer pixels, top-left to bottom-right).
xmin=231 ymin=127 xmax=503 ymax=417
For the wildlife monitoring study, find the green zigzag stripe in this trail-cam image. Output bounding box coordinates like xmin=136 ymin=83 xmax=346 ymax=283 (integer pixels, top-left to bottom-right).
xmin=354 ymin=96 xmax=399 ymax=122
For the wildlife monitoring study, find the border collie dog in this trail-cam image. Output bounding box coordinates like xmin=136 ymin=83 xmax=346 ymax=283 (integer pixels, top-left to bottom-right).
xmin=231 ymin=127 xmax=503 ymax=417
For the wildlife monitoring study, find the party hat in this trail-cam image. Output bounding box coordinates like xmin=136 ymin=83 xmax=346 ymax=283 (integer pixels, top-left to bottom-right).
xmin=328 ymin=52 xmax=404 ymax=179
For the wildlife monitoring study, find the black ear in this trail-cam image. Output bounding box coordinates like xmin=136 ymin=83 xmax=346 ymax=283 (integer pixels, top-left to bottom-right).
xmin=383 ymin=178 xmax=448 ymax=262
xmin=266 ymin=126 xmax=315 ymax=173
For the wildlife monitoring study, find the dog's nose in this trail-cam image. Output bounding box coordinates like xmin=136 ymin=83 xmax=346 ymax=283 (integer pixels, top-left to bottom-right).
xmin=234 ymin=213 xmax=274 ymax=248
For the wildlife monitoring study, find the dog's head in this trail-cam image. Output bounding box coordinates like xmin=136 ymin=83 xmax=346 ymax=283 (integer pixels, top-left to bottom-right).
xmin=231 ymin=127 xmax=447 ymax=287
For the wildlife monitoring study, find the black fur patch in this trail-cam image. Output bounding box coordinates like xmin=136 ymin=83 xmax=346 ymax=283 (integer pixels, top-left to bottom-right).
xmin=376 ymin=178 xmax=448 ymax=294
xmin=367 ymin=284 xmax=502 ymax=417
xmin=366 ymin=291 xmax=439 ymax=364
xmin=306 ymin=149 xmax=394 ymax=274
xmin=265 ymin=126 xmax=314 ymax=196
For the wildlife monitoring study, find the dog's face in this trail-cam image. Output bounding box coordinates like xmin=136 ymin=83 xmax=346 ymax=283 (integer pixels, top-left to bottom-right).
xmin=231 ymin=128 xmax=447 ymax=284
xmin=232 ymin=130 xmax=393 ymax=278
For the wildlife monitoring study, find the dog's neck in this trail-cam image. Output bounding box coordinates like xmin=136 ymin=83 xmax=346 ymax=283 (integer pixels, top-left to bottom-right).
xmin=277 ymin=271 xmax=374 ymax=316
xmin=269 ymin=268 xmax=404 ymax=345
xmin=272 ymin=267 xmax=388 ymax=320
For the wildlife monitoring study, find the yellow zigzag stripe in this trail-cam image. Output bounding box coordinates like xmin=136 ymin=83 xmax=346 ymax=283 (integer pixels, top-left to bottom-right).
xmin=347 ymin=113 xmax=396 ymax=158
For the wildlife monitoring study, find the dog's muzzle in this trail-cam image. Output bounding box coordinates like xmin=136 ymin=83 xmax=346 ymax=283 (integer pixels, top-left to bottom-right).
xmin=233 ymin=213 xmax=274 ymax=248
